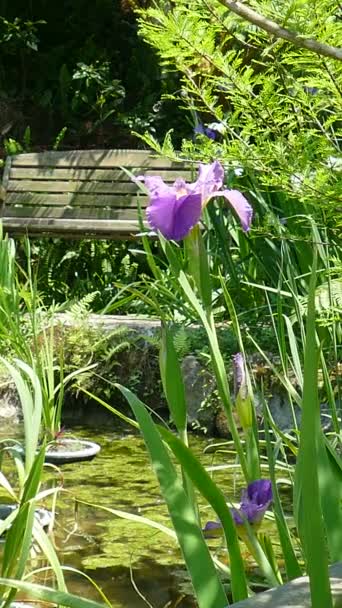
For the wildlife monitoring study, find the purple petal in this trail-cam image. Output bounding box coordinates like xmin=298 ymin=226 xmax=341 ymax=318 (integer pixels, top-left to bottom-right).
xmin=173 ymin=177 xmax=190 ymax=195
xmin=219 ymin=189 xmax=253 ymax=232
xmin=194 ymin=124 xmax=217 ymax=140
xmin=246 ymin=479 xmax=273 ymax=506
xmin=172 ymin=193 xmax=202 ymax=240
xmin=203 ymin=520 xmax=221 ymax=532
xmin=204 ymin=128 xmax=217 ymax=141
xmin=203 ymin=520 xmax=222 ymax=538
xmin=147 ymin=191 xmax=202 ymax=241
xmin=241 ymin=501 xmax=265 ymax=524
xmin=143 ymin=175 xmax=171 ymax=197
xmin=231 ymin=507 xmax=244 ymax=525
xmin=233 ymin=479 xmax=273 ymax=525
xmin=232 ymin=503 xmax=263 ymax=525
xmin=192 ymin=161 xmax=224 ymax=201
xmin=146 ymin=190 xmax=178 ymax=239
xmin=194 ymin=124 xmax=205 ymax=135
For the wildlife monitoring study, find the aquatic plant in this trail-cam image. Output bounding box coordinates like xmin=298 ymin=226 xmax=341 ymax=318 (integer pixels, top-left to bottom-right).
xmin=118 ymin=159 xmax=342 ymax=608
xmin=0 ymin=360 xmax=66 ymax=606
xmin=204 ymin=479 xmax=273 ymax=530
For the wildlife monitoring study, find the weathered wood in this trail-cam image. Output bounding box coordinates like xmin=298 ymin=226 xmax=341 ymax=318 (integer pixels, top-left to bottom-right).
xmin=3 ymin=205 xmax=145 ymax=221
xmin=7 ymin=179 xmax=148 ymax=194
xmin=4 ymin=192 xmax=148 ymax=208
xmin=1 ymin=217 xmax=143 ymax=238
xmin=2 ymin=157 xmax=12 ymax=191
xmin=10 ymin=149 xmax=193 ymax=169
xmin=2 ymin=149 xmax=197 ymax=239
xmin=9 ymin=167 xmax=194 ymax=182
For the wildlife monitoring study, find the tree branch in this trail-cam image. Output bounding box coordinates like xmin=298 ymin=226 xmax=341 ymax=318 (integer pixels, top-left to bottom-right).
xmin=219 ymin=0 xmax=342 ymax=61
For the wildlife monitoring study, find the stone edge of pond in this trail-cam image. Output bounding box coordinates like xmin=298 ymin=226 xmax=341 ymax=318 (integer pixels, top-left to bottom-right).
xmin=230 ymin=562 xmax=342 ymax=607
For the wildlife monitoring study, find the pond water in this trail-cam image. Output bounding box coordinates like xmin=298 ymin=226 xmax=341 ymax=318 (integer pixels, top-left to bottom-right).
xmin=0 ymin=424 xmax=248 ymax=608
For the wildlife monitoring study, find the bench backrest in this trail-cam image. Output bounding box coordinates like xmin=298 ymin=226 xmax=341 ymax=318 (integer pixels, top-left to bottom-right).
xmin=1 ymin=149 xmax=194 ymax=238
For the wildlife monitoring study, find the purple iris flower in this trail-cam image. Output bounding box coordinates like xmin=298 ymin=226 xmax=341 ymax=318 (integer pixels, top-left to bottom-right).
xmin=232 ymin=479 xmax=273 ymax=525
xmin=194 ymin=123 xmax=217 ymax=140
xmin=140 ymin=160 xmax=253 ymax=241
xmin=203 ymin=479 xmax=272 ymax=535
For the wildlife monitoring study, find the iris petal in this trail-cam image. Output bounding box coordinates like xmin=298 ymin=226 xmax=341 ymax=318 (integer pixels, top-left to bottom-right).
xmin=173 ymin=193 xmax=202 ymax=240
xmin=147 ymin=191 xmax=202 ymax=241
xmin=220 ymin=189 xmax=253 ymax=232
xmin=232 ymin=479 xmax=273 ymax=525
xmin=192 ymin=161 xmax=224 ymax=200
xmin=143 ymin=176 xmax=171 ymax=197
xmin=247 ymin=479 xmax=272 ymax=506
xmin=146 ymin=191 xmax=179 ymax=240
xmin=142 ymin=161 xmax=253 ymax=239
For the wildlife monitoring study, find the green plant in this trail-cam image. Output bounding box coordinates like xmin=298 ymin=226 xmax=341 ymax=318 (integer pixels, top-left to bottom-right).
xmin=0 ymin=360 xmax=67 ymax=606
xmin=71 ymin=61 xmax=125 ymax=128
xmin=137 ymin=0 xmax=341 ymax=216
xmin=0 ymin=235 xmax=100 ymax=438
xmin=105 ymin=154 xmax=342 ymax=607
xmin=0 ymin=17 xmax=45 ymax=53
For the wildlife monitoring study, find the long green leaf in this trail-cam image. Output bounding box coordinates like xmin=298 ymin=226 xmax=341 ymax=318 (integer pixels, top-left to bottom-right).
xmin=316 ymin=434 xmax=342 ymax=561
xmin=116 ymin=383 xmax=229 ymax=608
xmin=159 ymin=323 xmax=187 ymax=432
xmin=158 ymin=425 xmax=249 ymax=602
xmin=184 ymin=225 xmax=212 ymax=311
xmin=176 ymin=269 xmax=249 ymax=481
xmin=33 ymin=522 xmax=67 ymax=592
xmin=0 ymin=578 xmax=106 ymax=608
xmin=293 ymin=251 xmax=333 ymax=608
xmin=0 ymin=359 xmax=37 ymax=472
xmin=262 ymin=397 xmax=302 ymax=580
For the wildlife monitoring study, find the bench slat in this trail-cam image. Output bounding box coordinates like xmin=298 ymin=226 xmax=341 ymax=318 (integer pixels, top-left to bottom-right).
xmin=1 ymin=217 xmax=142 ymax=238
xmin=9 ymin=167 xmax=194 ymax=182
xmin=10 ymin=149 xmax=192 ymax=169
xmin=4 ymin=192 xmax=148 ymax=208
xmin=7 ymin=179 xmax=148 ymax=195
xmin=2 ymin=149 xmax=198 ymax=239
xmin=3 ymin=205 xmax=146 ymax=221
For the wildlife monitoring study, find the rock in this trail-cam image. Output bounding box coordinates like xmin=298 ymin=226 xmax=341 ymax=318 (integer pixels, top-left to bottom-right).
xmin=261 ymin=390 xmax=302 ymax=431
xmin=230 ymin=562 xmax=342 ymax=607
xmin=181 ymin=355 xmax=217 ymax=434
xmin=216 ymin=388 xmax=342 ymax=436
xmin=0 ymin=385 xmax=21 ymax=425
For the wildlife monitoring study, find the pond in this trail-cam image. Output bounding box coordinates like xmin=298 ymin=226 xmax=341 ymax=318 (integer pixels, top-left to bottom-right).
xmin=0 ymin=424 xmax=246 ymax=608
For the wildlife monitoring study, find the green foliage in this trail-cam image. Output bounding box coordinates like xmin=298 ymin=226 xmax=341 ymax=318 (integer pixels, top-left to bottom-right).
xmin=71 ymin=60 xmax=125 ymax=129
xmin=0 ymin=0 xmax=188 ymax=148
xmin=137 ymin=0 xmax=341 ymax=216
xmin=116 ymin=383 xmax=231 ymax=608
xmin=20 ymin=238 xmax=144 ymax=312
xmin=0 ymin=16 xmax=45 ymax=52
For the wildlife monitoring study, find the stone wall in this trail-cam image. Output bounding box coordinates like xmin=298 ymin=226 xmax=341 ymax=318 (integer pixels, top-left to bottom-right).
xmin=0 ymin=314 xmax=339 ymax=434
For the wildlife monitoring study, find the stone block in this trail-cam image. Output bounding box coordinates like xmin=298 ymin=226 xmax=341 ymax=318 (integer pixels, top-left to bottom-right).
xmin=230 ymin=562 xmax=342 ymax=607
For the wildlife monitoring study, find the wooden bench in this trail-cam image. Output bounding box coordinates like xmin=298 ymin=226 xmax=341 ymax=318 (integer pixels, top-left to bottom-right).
xmin=1 ymin=149 xmax=194 ymax=239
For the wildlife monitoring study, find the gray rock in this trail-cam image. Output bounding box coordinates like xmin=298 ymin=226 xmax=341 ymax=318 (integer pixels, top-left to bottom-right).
xmin=181 ymin=355 xmax=217 ymax=434
xmin=260 ymin=391 xmax=302 ymax=431
xmin=0 ymin=386 xmax=21 ymax=424
xmin=257 ymin=391 xmax=341 ymax=433
xmin=230 ymin=562 xmax=342 ymax=607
